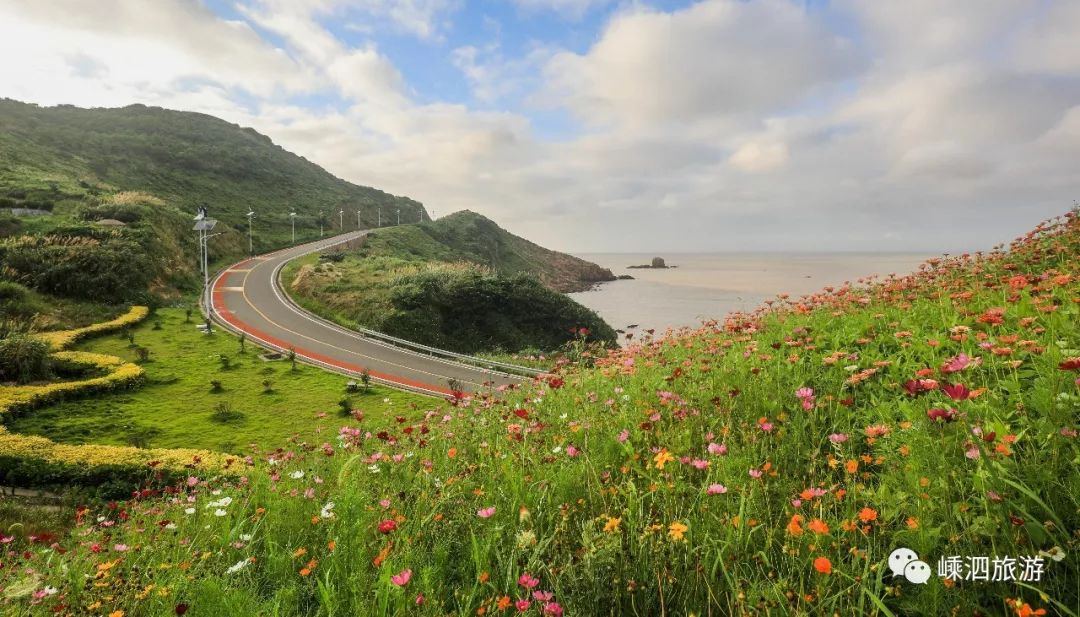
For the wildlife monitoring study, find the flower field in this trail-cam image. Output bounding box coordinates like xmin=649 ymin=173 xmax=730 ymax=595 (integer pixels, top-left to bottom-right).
xmin=1 ymin=211 xmax=1078 ymax=616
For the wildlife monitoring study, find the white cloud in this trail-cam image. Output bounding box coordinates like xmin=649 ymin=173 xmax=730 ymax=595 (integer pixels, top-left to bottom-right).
xmin=544 ymin=0 xmax=860 ymax=128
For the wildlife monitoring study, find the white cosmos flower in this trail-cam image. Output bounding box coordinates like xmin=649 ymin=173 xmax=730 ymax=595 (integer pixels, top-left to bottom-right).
xmin=184 ymin=507 xmax=196 ymax=515
xmin=290 ymin=470 xmax=305 ymax=479
xmin=240 ymin=534 xmax=252 ymax=542
xmin=214 ymin=509 xmax=227 ymax=517
xmin=226 ymin=559 xmax=250 ymax=574
xmin=320 ymin=502 xmax=336 ymax=518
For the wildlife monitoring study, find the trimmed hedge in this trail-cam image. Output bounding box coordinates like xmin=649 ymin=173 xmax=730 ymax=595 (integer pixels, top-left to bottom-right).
xmin=36 ymin=305 xmax=149 ymax=350
xmin=0 ymin=307 xmax=233 ymax=494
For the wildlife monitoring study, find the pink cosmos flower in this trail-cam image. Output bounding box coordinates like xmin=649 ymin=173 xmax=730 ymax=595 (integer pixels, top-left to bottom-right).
xmin=533 ymin=591 xmax=554 ymax=602
xmin=942 ymin=353 xmax=979 ymax=373
xmin=518 ymin=573 xmax=540 ymax=589
xmin=617 ymin=429 xmax=630 ymax=443
xmin=690 ymin=459 xmax=710 ymax=470
xmin=114 ymin=544 xmax=128 ymax=552
xmin=706 ymin=484 xmax=727 ymax=495
xmin=565 ymin=446 xmax=580 ymax=458
xmin=516 ymin=599 xmax=531 ymax=611
xmin=828 ymin=433 xmax=848 ymax=444
xmin=477 ymin=507 xmax=496 ymax=519
xmin=391 ymin=569 xmax=412 ymax=586
xmin=759 ymin=422 xmax=774 ymax=433
xmin=795 ymin=387 xmax=814 ymax=400
xmin=965 ymin=446 xmax=981 ymax=460
xmin=416 ymin=594 xmax=425 ymax=606
xmin=707 ymin=442 xmax=728 ymax=456
xmin=544 ymin=602 xmax=564 ymax=616
xmin=749 ymin=469 xmax=763 ymax=478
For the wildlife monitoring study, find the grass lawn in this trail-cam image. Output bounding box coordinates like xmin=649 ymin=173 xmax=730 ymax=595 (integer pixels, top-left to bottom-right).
xmin=4 ymin=308 xmax=435 ymax=453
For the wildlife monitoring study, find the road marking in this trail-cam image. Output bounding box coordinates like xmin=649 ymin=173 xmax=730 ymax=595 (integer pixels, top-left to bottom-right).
xmin=214 ymin=238 xmax=495 ymax=391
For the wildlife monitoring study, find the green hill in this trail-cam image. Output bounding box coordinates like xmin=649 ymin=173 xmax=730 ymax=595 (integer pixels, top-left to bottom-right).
xmin=0 ymin=99 xmax=425 ymax=308
xmin=359 ymin=210 xmax=616 ymax=293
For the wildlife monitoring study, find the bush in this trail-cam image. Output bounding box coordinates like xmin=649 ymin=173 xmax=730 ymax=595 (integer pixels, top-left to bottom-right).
xmin=0 ymin=334 xmax=51 ymax=384
xmin=210 ymin=401 xmax=244 ymax=423
xmin=209 ymin=379 xmax=224 ymax=393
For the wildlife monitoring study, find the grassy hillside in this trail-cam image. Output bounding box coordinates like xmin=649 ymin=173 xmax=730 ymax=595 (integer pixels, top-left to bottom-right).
xmin=0 ymin=99 xmax=425 ymax=243
xmin=359 ymin=210 xmax=615 ymax=293
xmin=285 ymin=254 xmax=616 ymax=354
xmin=0 ymin=99 xmax=426 ymax=311
xmin=2 ymin=210 xmax=1075 ymax=615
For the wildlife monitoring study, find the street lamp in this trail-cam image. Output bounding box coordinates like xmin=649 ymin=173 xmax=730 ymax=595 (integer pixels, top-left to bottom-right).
xmin=290 ymin=211 xmax=297 ymax=243
xmin=246 ymin=210 xmax=255 ymax=254
xmin=377 ymin=206 xmax=381 ymax=227
xmin=356 ymin=209 xmax=361 ymax=230
xmin=396 ymin=208 xmax=400 ymax=225
xmin=319 ymin=210 xmax=324 ymax=237
xmin=339 ymin=208 xmax=344 ymax=230
xmin=192 ymin=207 xmax=217 ymax=317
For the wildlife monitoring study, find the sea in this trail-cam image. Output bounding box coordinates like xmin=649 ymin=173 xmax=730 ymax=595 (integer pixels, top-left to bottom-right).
xmin=568 ymin=253 xmax=933 ymax=337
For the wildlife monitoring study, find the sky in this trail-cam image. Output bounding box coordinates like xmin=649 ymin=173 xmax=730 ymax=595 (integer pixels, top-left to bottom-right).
xmin=1 ymin=0 xmax=1078 ymax=253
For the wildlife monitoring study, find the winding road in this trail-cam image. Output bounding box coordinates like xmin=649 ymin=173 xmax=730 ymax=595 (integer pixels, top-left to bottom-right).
xmin=210 ymin=231 xmax=531 ymax=397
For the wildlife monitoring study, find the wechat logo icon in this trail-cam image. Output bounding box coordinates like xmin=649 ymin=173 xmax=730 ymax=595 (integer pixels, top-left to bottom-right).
xmin=889 ymin=548 xmax=932 ymax=584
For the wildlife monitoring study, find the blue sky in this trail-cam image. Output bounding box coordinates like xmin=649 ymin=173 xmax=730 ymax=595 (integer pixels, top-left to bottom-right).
xmin=1 ymin=1 xmax=1077 ymax=252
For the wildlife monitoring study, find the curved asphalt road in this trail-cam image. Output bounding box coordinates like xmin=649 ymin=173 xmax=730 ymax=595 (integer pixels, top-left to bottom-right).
xmin=211 ymin=231 xmax=526 ymax=397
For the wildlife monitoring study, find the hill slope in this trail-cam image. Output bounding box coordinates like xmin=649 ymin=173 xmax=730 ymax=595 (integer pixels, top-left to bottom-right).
xmin=0 ymin=99 xmax=424 ymax=239
xmin=358 ymin=210 xmax=616 ymax=293
xmin=0 ymin=99 xmax=424 ymax=307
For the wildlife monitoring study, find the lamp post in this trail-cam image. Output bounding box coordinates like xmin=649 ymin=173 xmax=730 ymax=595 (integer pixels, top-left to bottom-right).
xmin=246 ymin=210 xmax=254 ymax=254
xmin=377 ymin=206 xmax=381 ymax=227
xmin=396 ymin=208 xmax=400 ymax=225
xmin=319 ymin=210 xmax=324 ymax=237
xmin=290 ymin=211 xmax=296 ymax=243
xmin=192 ymin=207 xmax=217 ymax=318
xmin=356 ymin=209 xmax=361 ymax=230
xmin=339 ymin=208 xmax=344 ymax=230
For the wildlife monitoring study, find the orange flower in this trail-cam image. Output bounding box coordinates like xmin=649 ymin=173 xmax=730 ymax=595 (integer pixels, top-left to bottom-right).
xmin=448 ymin=447 xmax=458 ymax=459
xmin=292 ymin=547 xmax=307 ymax=558
xmin=858 ymin=507 xmax=878 ymax=523
xmin=327 ymin=540 xmax=336 ymax=551
xmin=653 ymin=449 xmax=675 ymax=469
xmin=808 ymin=519 xmax=830 ymax=535
xmin=668 ymin=521 xmax=689 ymax=541
xmin=497 ymin=596 xmax=512 ymax=611
xmin=813 ymin=556 xmax=832 ymax=574
xmin=905 ymin=517 xmax=919 ymax=529
xmin=787 ymin=515 xmax=805 ymax=537
xmin=845 ymin=460 xmax=859 ymax=474
xmin=478 ymin=571 xmax=490 ymax=583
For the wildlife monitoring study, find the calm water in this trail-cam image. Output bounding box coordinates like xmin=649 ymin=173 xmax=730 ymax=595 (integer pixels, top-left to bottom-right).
xmin=569 ymin=253 xmax=932 ymax=336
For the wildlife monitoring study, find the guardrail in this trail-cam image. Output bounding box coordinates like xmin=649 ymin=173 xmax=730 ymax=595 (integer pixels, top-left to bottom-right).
xmin=273 ymin=233 xmax=546 ymax=378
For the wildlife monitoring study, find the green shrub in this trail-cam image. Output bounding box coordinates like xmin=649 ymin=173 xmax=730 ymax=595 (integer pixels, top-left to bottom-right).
xmin=0 ymin=334 xmax=51 ymax=384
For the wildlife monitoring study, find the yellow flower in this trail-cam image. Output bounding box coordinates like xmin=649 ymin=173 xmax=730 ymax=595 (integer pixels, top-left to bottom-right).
xmin=653 ymin=449 xmax=675 ymax=469
xmin=668 ymin=521 xmax=688 ymax=541
xmin=603 ymin=516 xmax=622 ymax=534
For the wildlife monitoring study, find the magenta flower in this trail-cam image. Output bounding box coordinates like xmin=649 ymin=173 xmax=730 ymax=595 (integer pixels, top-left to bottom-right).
xmin=518 ymin=573 xmax=540 ymax=589
xmin=795 ymin=387 xmax=814 ymax=399
xmin=565 ymin=445 xmax=580 ymax=458
xmin=516 ymin=599 xmax=531 ymax=611
xmin=707 ymin=442 xmax=728 ymax=456
xmin=759 ymin=422 xmax=774 ymax=433
xmin=391 ymin=569 xmax=412 ymax=586
xmin=690 ymin=459 xmax=710 ymax=470
xmin=544 ymin=602 xmax=564 ymax=616
xmin=706 ymin=483 xmax=727 ymax=495
xmin=477 ymin=507 xmax=496 ymax=519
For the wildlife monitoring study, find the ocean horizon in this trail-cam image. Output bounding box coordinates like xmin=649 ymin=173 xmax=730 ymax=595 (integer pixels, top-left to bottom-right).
xmin=569 ymin=251 xmax=934 ymax=336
